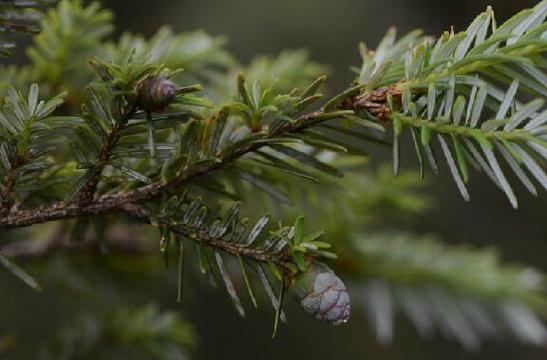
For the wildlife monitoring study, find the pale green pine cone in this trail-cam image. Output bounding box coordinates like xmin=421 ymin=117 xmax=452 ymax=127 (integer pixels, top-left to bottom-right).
xmin=291 ymin=262 xmax=350 ymax=325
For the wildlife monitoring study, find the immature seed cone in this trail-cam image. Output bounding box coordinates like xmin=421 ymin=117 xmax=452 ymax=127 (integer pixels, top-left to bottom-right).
xmin=137 ymin=75 xmax=177 ymax=112
xmin=291 ymin=261 xmax=350 ymax=325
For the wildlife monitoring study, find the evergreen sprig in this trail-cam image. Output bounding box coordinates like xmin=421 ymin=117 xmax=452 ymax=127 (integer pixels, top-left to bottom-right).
xmin=352 ymin=233 xmax=547 ymax=350
xmin=0 ymin=84 xmax=66 ymax=210
xmin=345 ymin=1 xmax=547 ymax=207
xmin=27 ymin=0 xmax=112 ymax=91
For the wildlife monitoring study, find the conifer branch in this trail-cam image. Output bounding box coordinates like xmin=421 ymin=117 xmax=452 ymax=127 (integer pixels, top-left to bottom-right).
xmin=346 ymin=1 xmax=547 ymax=207
xmin=121 ymin=203 xmax=293 ymax=270
xmin=1 ymin=0 xmax=547 ymax=349
xmin=0 ymin=105 xmax=353 ymax=230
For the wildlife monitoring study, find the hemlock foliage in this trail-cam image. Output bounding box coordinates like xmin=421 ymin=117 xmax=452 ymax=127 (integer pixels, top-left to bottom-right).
xmin=0 ymin=0 xmax=546 ymax=357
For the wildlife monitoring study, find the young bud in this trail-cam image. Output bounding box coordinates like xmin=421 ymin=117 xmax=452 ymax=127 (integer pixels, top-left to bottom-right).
xmin=137 ymin=75 xmax=177 ymax=112
xmin=291 ymin=261 xmax=350 ymax=325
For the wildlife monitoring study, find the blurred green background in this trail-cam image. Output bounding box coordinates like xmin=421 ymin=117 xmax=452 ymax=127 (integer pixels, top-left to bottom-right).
xmin=1 ymin=0 xmax=546 ymax=359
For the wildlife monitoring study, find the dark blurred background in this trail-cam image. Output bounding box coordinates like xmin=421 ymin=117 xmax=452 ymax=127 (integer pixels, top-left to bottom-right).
xmin=2 ymin=0 xmax=546 ymax=359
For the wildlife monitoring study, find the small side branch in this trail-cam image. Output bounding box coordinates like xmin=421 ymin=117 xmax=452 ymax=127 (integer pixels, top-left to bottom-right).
xmin=121 ymin=203 xmax=293 ymax=270
xmin=74 ymin=105 xmax=137 ymax=205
